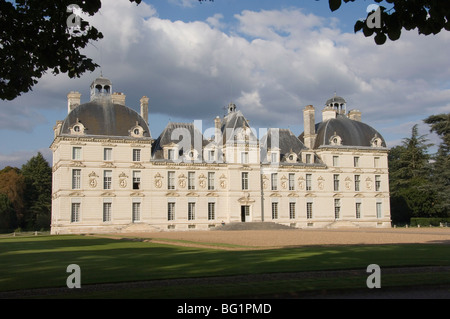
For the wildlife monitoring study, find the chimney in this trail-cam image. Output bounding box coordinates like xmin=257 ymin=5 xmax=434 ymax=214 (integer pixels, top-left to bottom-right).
xmin=322 ymin=106 xmax=337 ymax=122
xmin=214 ymin=116 xmax=222 ymax=144
xmin=303 ymin=105 xmax=316 ymax=149
xmin=112 ymin=92 xmax=126 ymax=105
xmin=67 ymin=91 xmax=81 ymax=114
xmin=348 ymin=109 xmax=361 ymax=121
xmin=140 ymin=96 xmax=149 ymax=125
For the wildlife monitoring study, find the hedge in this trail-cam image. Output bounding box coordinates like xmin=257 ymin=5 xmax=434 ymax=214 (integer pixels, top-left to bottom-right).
xmin=410 ymin=217 xmax=450 ymax=227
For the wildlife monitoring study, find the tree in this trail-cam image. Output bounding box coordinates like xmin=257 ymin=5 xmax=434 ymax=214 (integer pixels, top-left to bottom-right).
xmin=21 ymin=152 xmax=52 ymax=230
xmin=0 ymin=0 xmax=141 ymax=100
xmin=329 ymin=0 xmax=450 ymax=45
xmin=388 ymin=124 xmax=437 ymax=222
xmin=0 ymin=166 xmax=26 ymax=227
xmin=424 ymin=113 xmax=450 ymax=216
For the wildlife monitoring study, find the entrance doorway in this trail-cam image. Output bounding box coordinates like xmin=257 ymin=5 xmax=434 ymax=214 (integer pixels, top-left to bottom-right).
xmin=241 ymin=205 xmax=250 ymax=222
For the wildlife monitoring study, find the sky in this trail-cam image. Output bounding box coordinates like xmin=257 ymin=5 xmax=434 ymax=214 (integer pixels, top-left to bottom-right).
xmin=1 ymin=0 xmax=449 ymax=169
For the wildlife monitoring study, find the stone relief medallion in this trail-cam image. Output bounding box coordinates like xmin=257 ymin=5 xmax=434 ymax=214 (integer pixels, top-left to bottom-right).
xmin=198 ymin=173 xmax=207 ymax=189
xmin=88 ymin=171 xmax=99 ymax=188
xmin=220 ymin=180 xmax=227 ymax=189
xmin=297 ymin=176 xmax=304 ymax=190
xmin=366 ymin=177 xmax=373 ymax=190
xmin=154 ymin=172 xmax=163 ymax=189
xmin=317 ymin=176 xmax=324 ymax=190
xmin=345 ymin=176 xmax=352 ymax=190
xmin=119 ymin=172 xmax=128 ymax=188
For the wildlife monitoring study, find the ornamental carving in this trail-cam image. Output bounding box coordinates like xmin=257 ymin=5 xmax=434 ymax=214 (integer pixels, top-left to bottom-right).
xmin=119 ymin=172 xmax=128 ymax=188
xmin=317 ymin=176 xmax=324 ymax=190
xmin=154 ymin=172 xmax=163 ymax=189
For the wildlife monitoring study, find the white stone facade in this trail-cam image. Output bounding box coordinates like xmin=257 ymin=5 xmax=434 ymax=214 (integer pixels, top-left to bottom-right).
xmin=50 ymin=78 xmax=390 ymax=234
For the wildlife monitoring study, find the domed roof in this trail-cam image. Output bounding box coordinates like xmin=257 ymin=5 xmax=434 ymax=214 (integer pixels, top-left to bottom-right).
xmin=313 ymin=114 xmax=386 ymax=148
xmin=61 ymin=99 xmax=151 ymax=138
xmin=326 ymin=95 xmax=346 ymax=106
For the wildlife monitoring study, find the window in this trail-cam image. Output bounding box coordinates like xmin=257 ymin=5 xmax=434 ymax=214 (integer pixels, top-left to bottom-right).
xmin=208 ymin=172 xmax=215 ymax=190
xmin=289 ymin=202 xmax=296 ymax=219
xmin=103 ymin=202 xmax=112 ymax=222
xmin=306 ymin=174 xmax=312 ymax=191
xmin=375 ymin=175 xmax=381 ymax=191
xmin=354 ymin=156 xmax=359 ymax=167
xmin=72 ymin=147 xmax=81 ymax=160
xmin=208 ymin=150 xmax=215 ymax=162
xmin=374 ymin=157 xmax=380 ymax=168
xmin=132 ymin=202 xmax=140 ymax=222
xmin=168 ymin=202 xmax=175 ymax=221
xmin=168 ymin=149 xmax=175 ymax=160
xmin=306 ymin=154 xmax=311 ymax=164
xmin=333 ymin=156 xmax=339 ymax=167
xmin=356 ymin=202 xmax=361 ymax=219
xmin=133 ymin=149 xmax=141 ymax=162
xmin=242 ymin=172 xmax=249 ymax=190
xmin=355 ymin=175 xmax=360 ymax=191
xmin=71 ymin=203 xmax=80 ymax=223
xmin=334 ymin=199 xmax=341 ymax=220
xmin=271 ymin=202 xmax=278 ymax=219
xmin=271 ymin=173 xmax=277 ymax=190
xmin=188 ymin=172 xmax=195 ymax=190
xmin=306 ymin=202 xmax=313 ymax=219
xmin=72 ymin=169 xmax=81 ymax=189
xmin=208 ymin=202 xmax=215 ymax=220
xmin=376 ymin=202 xmax=382 ymax=219
xmin=103 ymin=170 xmax=112 ymax=190
xmin=188 ymin=202 xmax=195 ymax=221
xmin=241 ymin=152 xmax=248 ymax=164
xmin=104 ymin=148 xmax=112 ymax=161
xmin=333 ymin=174 xmax=340 ymax=191
xmin=289 ymin=174 xmax=295 ymax=191
xmin=271 ymin=153 xmax=278 ymax=163
xmin=168 ymin=171 xmax=175 ymax=190
xmin=133 ymin=171 xmax=141 ymax=190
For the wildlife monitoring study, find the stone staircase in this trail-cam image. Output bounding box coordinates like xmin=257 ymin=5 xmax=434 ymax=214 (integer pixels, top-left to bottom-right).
xmin=213 ymin=222 xmax=296 ymax=231
xmin=326 ymin=220 xmax=359 ymax=229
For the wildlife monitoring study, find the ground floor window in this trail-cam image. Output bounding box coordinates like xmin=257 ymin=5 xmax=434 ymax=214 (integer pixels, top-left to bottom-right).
xmin=376 ymin=202 xmax=382 ymax=219
xmin=103 ymin=202 xmax=112 ymax=222
xmin=356 ymin=202 xmax=361 ymax=219
xmin=132 ymin=202 xmax=140 ymax=222
xmin=289 ymin=202 xmax=296 ymax=219
xmin=272 ymin=202 xmax=278 ymax=219
xmin=306 ymin=202 xmax=313 ymax=219
xmin=168 ymin=202 xmax=175 ymax=221
xmin=334 ymin=199 xmax=341 ymax=219
xmin=208 ymin=202 xmax=215 ymax=220
xmin=188 ymin=202 xmax=195 ymax=220
xmin=71 ymin=202 xmax=80 ymax=223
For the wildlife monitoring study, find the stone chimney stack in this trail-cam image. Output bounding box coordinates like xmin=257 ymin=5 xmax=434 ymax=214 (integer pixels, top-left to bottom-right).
xmin=112 ymin=92 xmax=126 ymax=105
xmin=303 ymin=105 xmax=316 ymax=149
xmin=322 ymin=106 xmax=337 ymax=122
xmin=348 ymin=109 xmax=362 ymax=121
xmin=214 ymin=116 xmax=222 ymax=144
xmin=67 ymin=91 xmax=81 ymax=114
xmin=140 ymin=96 xmax=149 ymax=125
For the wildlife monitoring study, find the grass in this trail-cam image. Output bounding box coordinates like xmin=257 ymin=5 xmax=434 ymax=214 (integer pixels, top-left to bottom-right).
xmin=1 ymin=234 xmax=450 ymax=298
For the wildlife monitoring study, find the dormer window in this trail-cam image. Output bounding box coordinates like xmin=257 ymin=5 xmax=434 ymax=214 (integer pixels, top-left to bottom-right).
xmin=286 ymin=152 xmax=297 ymax=163
xmin=70 ymin=120 xmax=85 ymax=135
xmin=329 ymin=133 xmax=342 ymax=146
xmin=371 ymin=135 xmax=382 ymax=147
xmin=130 ymin=122 xmax=144 ymax=137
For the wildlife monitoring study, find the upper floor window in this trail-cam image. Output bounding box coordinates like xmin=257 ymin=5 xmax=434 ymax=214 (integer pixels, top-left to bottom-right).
xmin=354 ymin=156 xmax=359 ymax=168
xmin=133 ymin=149 xmax=141 ymax=162
xmin=104 ymin=170 xmax=112 ymax=190
xmin=188 ymin=172 xmax=195 ymax=190
xmin=104 ymin=148 xmax=112 ymax=161
xmin=242 ymin=172 xmax=249 ymax=190
xmin=168 ymin=171 xmax=175 ymax=190
xmin=333 ymin=174 xmax=340 ymax=191
xmin=208 ymin=172 xmax=215 ymax=190
xmin=289 ymin=173 xmax=295 ymax=191
xmin=333 ymin=156 xmax=339 ymax=167
xmin=72 ymin=147 xmax=81 ymax=160
xmin=271 ymin=173 xmax=277 ymax=191
xmin=133 ymin=171 xmax=141 ymax=190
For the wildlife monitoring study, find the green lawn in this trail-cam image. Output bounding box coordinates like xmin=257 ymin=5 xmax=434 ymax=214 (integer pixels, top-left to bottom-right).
xmin=1 ymin=235 xmax=449 ymax=298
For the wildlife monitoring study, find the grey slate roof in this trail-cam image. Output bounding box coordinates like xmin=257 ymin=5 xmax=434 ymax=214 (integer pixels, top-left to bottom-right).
xmin=218 ymin=110 xmax=258 ymax=144
xmin=152 ymin=122 xmax=208 ymax=159
xmin=299 ymin=114 xmax=386 ymax=148
xmin=260 ymin=128 xmax=306 ymax=162
xmin=61 ymin=99 xmax=151 ymax=138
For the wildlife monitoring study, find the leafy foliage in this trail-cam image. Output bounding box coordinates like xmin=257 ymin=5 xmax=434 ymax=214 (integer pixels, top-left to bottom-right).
xmin=0 ymin=0 xmax=141 ymax=100
xmin=329 ymin=0 xmax=450 ymax=45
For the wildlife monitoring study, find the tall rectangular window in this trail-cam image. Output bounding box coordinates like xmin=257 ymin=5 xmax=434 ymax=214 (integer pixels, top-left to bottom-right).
xmin=289 ymin=173 xmax=295 ymax=191
xmin=375 ymin=175 xmax=381 ymax=191
xmin=333 ymin=174 xmax=340 ymax=191
xmin=355 ymin=175 xmax=360 ymax=191
xmin=333 ymin=156 xmax=339 ymax=167
xmin=71 ymin=202 xmax=80 ymax=223
xmin=242 ymin=172 xmax=249 ymax=190
xmin=305 ymin=154 xmax=311 ymax=164
xmin=168 ymin=149 xmax=175 ymax=160
xmin=271 ymin=153 xmax=278 ymax=163
xmin=356 ymin=202 xmax=361 ymax=219
xmin=208 ymin=202 xmax=215 ymax=220
xmin=271 ymin=202 xmax=278 ymax=219
xmin=334 ymin=199 xmax=341 ymax=219
xmin=72 ymin=169 xmax=81 ymax=189
xmin=208 ymin=150 xmax=215 ymax=162
xmin=354 ymin=156 xmax=360 ymax=168
xmin=133 ymin=149 xmax=141 ymax=162
xmin=104 ymin=148 xmax=112 ymax=161
xmin=132 ymin=202 xmax=140 ymax=222
xmin=306 ymin=174 xmax=312 ymax=191
xmin=168 ymin=202 xmax=175 ymax=221
xmin=271 ymin=173 xmax=277 ymax=190
xmin=208 ymin=172 xmax=215 ymax=190
xmin=376 ymin=202 xmax=382 ymax=219
xmin=72 ymin=147 xmax=81 ymax=160
xmin=133 ymin=171 xmax=141 ymax=190
xmin=241 ymin=152 xmax=248 ymax=164
xmin=289 ymin=202 xmax=296 ymax=219
xmin=188 ymin=202 xmax=195 ymax=221
xmin=168 ymin=171 xmax=175 ymax=190
xmin=103 ymin=202 xmax=112 ymax=222
xmin=374 ymin=157 xmax=380 ymax=168
xmin=103 ymin=170 xmax=112 ymax=190
xmin=306 ymin=202 xmax=313 ymax=219
xmin=188 ymin=172 xmax=195 ymax=190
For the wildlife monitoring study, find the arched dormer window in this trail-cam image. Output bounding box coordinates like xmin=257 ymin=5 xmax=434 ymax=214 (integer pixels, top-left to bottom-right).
xmin=286 ymin=152 xmax=298 ymax=163
xmin=329 ymin=133 xmax=342 ymax=146
xmin=371 ymin=135 xmax=382 ymax=147
xmin=130 ymin=122 xmax=144 ymax=137
xmin=70 ymin=119 xmax=86 ymax=135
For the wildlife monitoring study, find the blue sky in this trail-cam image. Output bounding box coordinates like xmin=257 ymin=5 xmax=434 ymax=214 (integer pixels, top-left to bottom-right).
xmin=1 ymin=0 xmax=448 ymax=168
